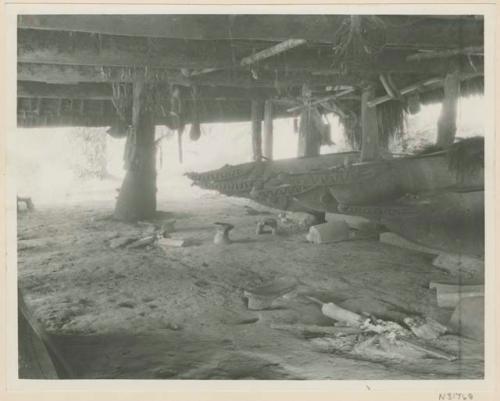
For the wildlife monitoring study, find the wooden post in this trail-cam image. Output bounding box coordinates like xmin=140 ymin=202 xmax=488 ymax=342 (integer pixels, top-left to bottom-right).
xmin=297 ymin=84 xmax=322 ymax=158
xmin=251 ymin=100 xmax=263 ymax=161
xmin=360 ymin=86 xmax=380 ymax=161
xmin=297 ymin=108 xmax=323 ymax=158
xmin=437 ymin=71 xmax=460 ymax=147
xmin=263 ymin=100 xmax=274 ymax=160
xmin=343 ymin=112 xmax=362 ymax=151
xmin=114 ymin=77 xmax=156 ymax=221
xmin=177 ymin=130 xmax=183 ymax=163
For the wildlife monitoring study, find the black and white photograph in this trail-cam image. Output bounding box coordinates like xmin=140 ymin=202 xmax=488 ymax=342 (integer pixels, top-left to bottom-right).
xmin=5 ymin=5 xmax=495 ymax=389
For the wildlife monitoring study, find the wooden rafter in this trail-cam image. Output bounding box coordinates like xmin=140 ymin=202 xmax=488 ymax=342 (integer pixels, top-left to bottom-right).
xmin=241 ymin=39 xmax=306 ymax=67
xmin=367 ymin=72 xmax=482 ymax=108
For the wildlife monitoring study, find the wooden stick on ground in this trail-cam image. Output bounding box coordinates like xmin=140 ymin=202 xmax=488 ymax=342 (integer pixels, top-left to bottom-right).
xmin=271 ymin=323 xmax=362 ymax=336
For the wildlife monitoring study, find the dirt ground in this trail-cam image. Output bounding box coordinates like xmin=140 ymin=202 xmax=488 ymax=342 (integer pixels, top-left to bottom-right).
xmin=17 ymin=190 xmax=484 ymax=380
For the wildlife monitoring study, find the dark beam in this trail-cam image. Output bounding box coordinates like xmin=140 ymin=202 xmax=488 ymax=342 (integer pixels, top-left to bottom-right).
xmin=17 ymin=63 xmax=359 ymax=89
xmin=18 ymin=15 xmax=483 ymax=48
xmin=18 ymin=60 xmax=483 ymax=97
xmin=17 ymin=63 xmax=190 ymax=85
xmin=18 ymin=28 xmax=484 ymax=76
xmin=18 ymin=81 xmax=112 ymax=99
xmin=17 ymin=28 xmax=335 ymax=71
xmin=17 ymin=98 xmax=294 ymax=127
xmin=17 ymin=81 xmax=281 ymax=101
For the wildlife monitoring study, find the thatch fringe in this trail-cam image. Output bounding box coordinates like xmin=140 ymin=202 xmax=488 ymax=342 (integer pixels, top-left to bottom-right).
xmin=338 ymin=99 xmax=407 ymax=150
xmin=340 ymin=115 xmax=361 ymax=150
xmin=336 ymin=75 xmax=483 ymax=150
xmin=376 ymin=99 xmax=407 ymax=148
xmin=446 ymin=136 xmax=484 ymax=180
xmin=419 ymin=76 xmax=484 ymax=105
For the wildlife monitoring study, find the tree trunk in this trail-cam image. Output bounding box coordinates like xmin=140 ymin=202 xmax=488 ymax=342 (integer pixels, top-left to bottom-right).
xmin=114 ymin=78 xmax=156 ymax=221
xmin=263 ymin=100 xmax=274 ymax=160
xmin=437 ymin=71 xmax=460 ymax=147
xmin=251 ymin=100 xmax=263 ymax=161
xmin=360 ymin=86 xmax=380 ymax=161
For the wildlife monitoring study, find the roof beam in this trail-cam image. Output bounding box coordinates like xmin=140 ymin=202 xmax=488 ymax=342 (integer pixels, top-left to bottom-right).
xmin=18 ymin=81 xmax=112 ymax=99
xmin=18 ymin=26 xmax=483 ymax=81
xmin=17 ymin=81 xmax=283 ymax=101
xmin=18 ymin=15 xmax=483 ymax=48
xmin=18 ymin=52 xmax=483 ymax=92
xmin=17 ymin=63 xmax=358 ymax=89
xmin=17 ymin=97 xmax=294 ymax=127
xmin=18 ymin=28 xmax=334 ymax=71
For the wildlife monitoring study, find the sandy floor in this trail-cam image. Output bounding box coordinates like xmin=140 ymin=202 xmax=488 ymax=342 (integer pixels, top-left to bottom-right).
xmin=17 ymin=191 xmax=484 ymax=380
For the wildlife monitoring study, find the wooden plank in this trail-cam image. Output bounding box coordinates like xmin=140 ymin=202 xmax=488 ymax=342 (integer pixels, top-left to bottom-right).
xmin=251 ymin=100 xmax=263 ymax=161
xmin=437 ymin=71 xmax=460 ymax=147
xmin=360 ymin=86 xmax=380 ymax=161
xmin=263 ymin=100 xmax=274 ymax=160
xmin=18 ymin=15 xmax=483 ymax=48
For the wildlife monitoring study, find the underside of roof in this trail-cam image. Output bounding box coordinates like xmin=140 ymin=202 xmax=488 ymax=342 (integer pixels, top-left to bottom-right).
xmin=16 ymin=14 xmax=484 ymax=129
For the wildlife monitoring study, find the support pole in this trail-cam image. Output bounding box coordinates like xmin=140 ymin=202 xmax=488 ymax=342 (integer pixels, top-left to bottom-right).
xmin=251 ymin=100 xmax=263 ymax=161
xmin=437 ymin=71 xmax=460 ymax=148
xmin=343 ymin=110 xmax=362 ymax=151
xmin=263 ymin=100 xmax=274 ymax=160
xmin=114 ymin=77 xmax=156 ymax=221
xmin=297 ymin=107 xmax=322 ymax=157
xmin=360 ymin=86 xmax=380 ymax=161
xmin=297 ymin=84 xmax=322 ymax=158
